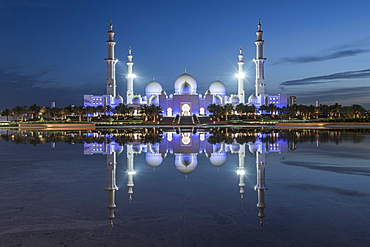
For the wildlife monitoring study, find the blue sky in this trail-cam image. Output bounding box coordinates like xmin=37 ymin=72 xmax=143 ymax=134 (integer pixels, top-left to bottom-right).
xmin=1 ymin=0 xmax=370 ymax=109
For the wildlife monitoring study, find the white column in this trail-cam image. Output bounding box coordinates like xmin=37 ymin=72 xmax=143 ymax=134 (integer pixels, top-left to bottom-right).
xmin=253 ymin=21 xmax=266 ymax=96
xmin=126 ymin=49 xmax=135 ymax=104
xmin=105 ymin=21 xmax=118 ymax=97
xmin=236 ymin=48 xmax=245 ymax=104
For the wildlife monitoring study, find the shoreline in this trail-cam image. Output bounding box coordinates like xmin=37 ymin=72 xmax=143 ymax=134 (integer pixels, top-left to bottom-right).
xmin=0 ymin=122 xmax=369 ymax=130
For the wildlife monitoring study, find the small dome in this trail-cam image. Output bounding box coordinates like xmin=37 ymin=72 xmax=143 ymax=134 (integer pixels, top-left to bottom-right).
xmin=132 ymin=96 xmax=141 ymax=104
xmin=231 ymin=143 xmax=240 ymax=153
xmin=209 ymin=152 xmax=227 ymax=167
xmin=209 ymin=80 xmax=226 ymax=95
xmin=248 ymin=94 xmax=257 ymax=104
xmin=174 ymin=73 xmax=197 ymax=94
xmin=145 ymin=80 xmax=163 ymax=96
xmin=231 ymin=95 xmax=240 ymax=104
xmin=249 ymin=144 xmax=257 ymax=154
xmin=132 ymin=144 xmax=142 ymax=153
xmin=214 ymin=95 xmax=222 ymax=105
xmin=145 ymin=153 xmax=163 ymax=167
xmin=113 ymin=95 xmax=123 ymax=105
xmin=149 ymin=95 xmax=159 ymax=105
xmin=113 ymin=143 xmax=124 ymax=154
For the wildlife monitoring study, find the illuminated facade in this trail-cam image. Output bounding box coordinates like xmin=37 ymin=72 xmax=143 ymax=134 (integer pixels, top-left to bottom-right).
xmin=84 ymin=20 xmax=289 ymax=114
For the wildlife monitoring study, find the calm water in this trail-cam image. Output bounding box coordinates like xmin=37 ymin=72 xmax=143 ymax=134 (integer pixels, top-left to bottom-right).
xmin=0 ymin=128 xmax=369 ymax=247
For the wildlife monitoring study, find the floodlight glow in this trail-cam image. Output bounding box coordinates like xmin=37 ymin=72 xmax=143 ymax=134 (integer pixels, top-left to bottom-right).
xmin=235 ymin=72 xmax=245 ymax=79
xmin=127 ymin=73 xmax=136 ymax=79
xmin=128 ymin=171 xmax=136 ymax=175
xmin=236 ymin=169 xmax=246 ymax=175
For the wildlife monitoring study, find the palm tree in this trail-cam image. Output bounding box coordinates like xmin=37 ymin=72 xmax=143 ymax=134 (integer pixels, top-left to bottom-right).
xmin=49 ymin=107 xmax=62 ymax=120
xmin=73 ymin=106 xmax=85 ymax=121
xmin=259 ymin=105 xmax=269 ymax=115
xmin=223 ymin=104 xmax=234 ymax=120
xmin=12 ymin=105 xmax=27 ymax=121
xmin=96 ymin=105 xmax=105 ymax=118
xmin=330 ymin=103 xmax=342 ymax=118
xmin=207 ymin=104 xmax=224 ymax=121
xmin=350 ymin=104 xmax=366 ymax=118
xmin=1 ymin=109 xmax=11 ymax=121
xmin=85 ymin=106 xmax=96 ymax=121
xmin=235 ymin=103 xmax=245 ymax=115
xmin=28 ymin=104 xmax=42 ymax=119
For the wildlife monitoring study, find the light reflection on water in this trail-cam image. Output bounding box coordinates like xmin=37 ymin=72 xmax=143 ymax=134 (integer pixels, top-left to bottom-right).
xmin=0 ymin=128 xmax=369 ymax=247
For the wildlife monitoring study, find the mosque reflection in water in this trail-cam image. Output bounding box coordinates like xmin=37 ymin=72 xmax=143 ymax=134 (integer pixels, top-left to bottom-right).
xmin=83 ymin=128 xmax=289 ymax=227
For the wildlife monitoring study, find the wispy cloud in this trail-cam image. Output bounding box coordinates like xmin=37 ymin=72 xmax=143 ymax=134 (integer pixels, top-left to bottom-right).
xmin=0 ymin=68 xmax=55 ymax=89
xmin=0 ymin=68 xmax=101 ymax=109
xmin=279 ymin=49 xmax=370 ymax=64
xmin=280 ymin=68 xmax=370 ymax=86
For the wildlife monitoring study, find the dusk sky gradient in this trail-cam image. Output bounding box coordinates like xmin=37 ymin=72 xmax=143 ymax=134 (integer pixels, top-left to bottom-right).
xmin=1 ymin=0 xmax=370 ymax=109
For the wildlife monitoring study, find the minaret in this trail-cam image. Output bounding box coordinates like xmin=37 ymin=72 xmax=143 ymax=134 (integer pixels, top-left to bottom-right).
xmin=126 ymin=144 xmax=135 ymax=201
xmin=236 ymin=47 xmax=245 ymax=104
xmin=105 ymin=152 xmax=118 ymax=228
xmin=254 ymin=151 xmax=268 ymax=226
xmin=237 ymin=143 xmax=246 ymax=199
xmin=105 ymin=20 xmax=118 ymax=97
xmin=253 ymin=19 xmax=266 ymax=96
xmin=126 ymin=48 xmax=136 ymax=104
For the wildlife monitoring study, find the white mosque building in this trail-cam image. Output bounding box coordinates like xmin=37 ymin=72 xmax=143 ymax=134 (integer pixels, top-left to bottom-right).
xmin=84 ymin=20 xmax=289 ymax=115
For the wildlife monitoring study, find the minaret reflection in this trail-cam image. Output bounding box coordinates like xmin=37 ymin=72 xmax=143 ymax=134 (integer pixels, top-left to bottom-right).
xmin=84 ymin=140 xmax=123 ymax=228
xmin=105 ymin=152 xmax=118 ymax=228
xmin=126 ymin=144 xmax=136 ymax=201
xmin=255 ymin=151 xmax=267 ymax=226
xmin=236 ymin=143 xmax=246 ymax=200
xmin=248 ymin=132 xmax=288 ymax=225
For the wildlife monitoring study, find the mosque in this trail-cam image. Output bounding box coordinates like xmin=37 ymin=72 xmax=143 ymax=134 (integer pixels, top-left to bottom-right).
xmin=84 ymin=21 xmax=289 ymax=115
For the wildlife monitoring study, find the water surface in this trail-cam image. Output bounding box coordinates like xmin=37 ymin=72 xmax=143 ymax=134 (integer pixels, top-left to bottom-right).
xmin=0 ymin=128 xmax=369 ymax=247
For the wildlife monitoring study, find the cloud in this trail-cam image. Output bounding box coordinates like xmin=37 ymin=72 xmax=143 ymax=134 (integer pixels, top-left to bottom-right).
xmin=279 ymin=49 xmax=370 ymax=64
xmin=0 ymin=68 xmax=55 ymax=89
xmin=0 ymin=68 xmax=102 ymax=109
xmin=280 ymin=68 xmax=370 ymax=86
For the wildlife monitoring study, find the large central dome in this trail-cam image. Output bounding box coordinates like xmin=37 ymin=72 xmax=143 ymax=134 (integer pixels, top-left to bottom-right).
xmin=174 ymin=73 xmax=197 ymax=94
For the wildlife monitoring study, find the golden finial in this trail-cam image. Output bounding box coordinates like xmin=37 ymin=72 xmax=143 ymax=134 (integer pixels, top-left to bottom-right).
xmin=109 ymin=19 xmax=113 ymax=31
xmin=239 ymin=45 xmax=243 ymax=54
xmin=184 ymin=67 xmax=187 ymax=73
xmin=128 ymin=46 xmax=132 ymax=55
xmin=258 ymin=18 xmax=262 ymax=31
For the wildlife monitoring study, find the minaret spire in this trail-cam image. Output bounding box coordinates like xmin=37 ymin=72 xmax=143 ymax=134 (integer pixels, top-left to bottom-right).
xmin=236 ymin=47 xmax=245 ymax=104
xmin=105 ymin=20 xmax=118 ymax=97
xmin=253 ymin=19 xmax=266 ymax=97
xmin=126 ymin=47 xmax=136 ymax=104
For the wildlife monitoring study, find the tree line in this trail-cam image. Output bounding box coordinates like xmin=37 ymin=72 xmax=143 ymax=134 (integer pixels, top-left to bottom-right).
xmin=0 ymin=103 xmax=163 ymax=122
xmin=207 ymin=103 xmax=369 ymax=121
